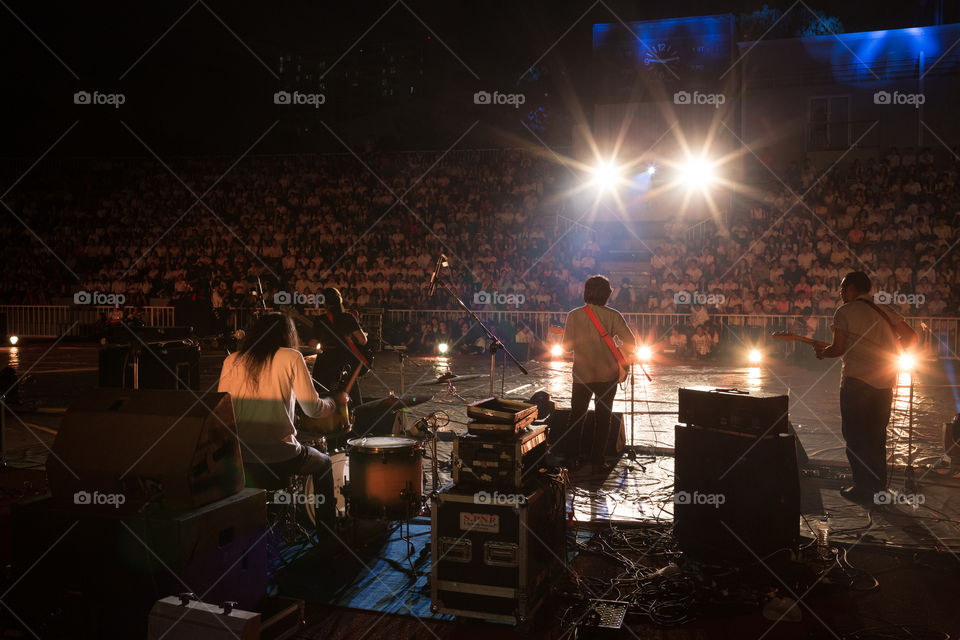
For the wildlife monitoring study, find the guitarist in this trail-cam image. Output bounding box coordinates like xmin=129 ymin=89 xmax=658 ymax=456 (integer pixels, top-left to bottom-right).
xmin=218 ymin=312 xmax=347 ymax=532
xmin=562 ymin=275 xmax=636 ymax=472
xmin=312 ymin=287 xmax=371 ymax=403
xmin=814 ymin=271 xmax=917 ymax=503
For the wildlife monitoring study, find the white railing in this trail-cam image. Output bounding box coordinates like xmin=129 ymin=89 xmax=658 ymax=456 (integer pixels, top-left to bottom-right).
xmin=383 ymin=310 xmax=959 ymax=358
xmin=0 ymin=305 xmax=176 ymax=338
xmin=3 ymin=305 xmax=957 ymax=358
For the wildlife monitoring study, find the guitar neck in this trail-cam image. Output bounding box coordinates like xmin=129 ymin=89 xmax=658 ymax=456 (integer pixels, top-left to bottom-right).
xmin=771 ymin=332 xmax=829 ymax=348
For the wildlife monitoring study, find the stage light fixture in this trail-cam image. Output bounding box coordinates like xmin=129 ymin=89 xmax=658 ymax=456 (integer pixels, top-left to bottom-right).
xmin=636 ymin=345 xmax=652 ymax=361
xmin=550 ymin=344 xmax=563 ymax=357
xmin=748 ymin=349 xmax=763 ymax=364
xmin=591 ymin=161 xmax=621 ymax=190
xmin=899 ymin=352 xmax=915 ymax=371
xmin=681 ymin=157 xmax=714 ymax=189
xmin=8 ymin=336 xmax=18 ymax=346
xmin=438 ymin=342 xmax=449 ymax=354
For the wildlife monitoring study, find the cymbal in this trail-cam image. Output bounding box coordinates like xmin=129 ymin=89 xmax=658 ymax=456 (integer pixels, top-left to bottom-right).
xmin=354 ymin=393 xmax=435 ymax=413
xmin=414 ymin=373 xmax=488 ymax=386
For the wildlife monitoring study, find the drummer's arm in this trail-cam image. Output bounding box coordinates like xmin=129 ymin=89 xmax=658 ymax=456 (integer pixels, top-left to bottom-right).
xmin=351 ymin=329 xmax=367 ymax=346
xmin=292 ymin=352 xmax=337 ymax=418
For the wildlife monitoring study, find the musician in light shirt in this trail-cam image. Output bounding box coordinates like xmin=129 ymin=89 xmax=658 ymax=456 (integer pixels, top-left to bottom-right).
xmin=218 ymin=312 xmax=347 ymax=529
xmin=814 ymin=272 xmax=917 ymax=503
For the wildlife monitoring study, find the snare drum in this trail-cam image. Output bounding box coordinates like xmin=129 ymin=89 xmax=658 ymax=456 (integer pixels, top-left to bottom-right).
xmin=346 ymin=436 xmax=422 ymax=518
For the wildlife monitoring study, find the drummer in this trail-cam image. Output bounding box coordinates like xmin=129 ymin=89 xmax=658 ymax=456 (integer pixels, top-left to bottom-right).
xmin=218 ymin=312 xmax=348 ymax=533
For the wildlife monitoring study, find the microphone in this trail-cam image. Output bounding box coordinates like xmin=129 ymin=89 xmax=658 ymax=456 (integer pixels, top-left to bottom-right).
xmin=427 ymin=254 xmax=446 ymax=297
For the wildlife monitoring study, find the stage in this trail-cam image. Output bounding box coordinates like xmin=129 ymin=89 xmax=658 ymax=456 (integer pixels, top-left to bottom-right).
xmin=1 ymin=342 xmax=959 ymax=637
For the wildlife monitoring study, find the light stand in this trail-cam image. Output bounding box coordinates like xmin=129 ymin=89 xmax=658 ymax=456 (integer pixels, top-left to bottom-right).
xmin=905 ymin=369 xmax=917 ymax=493
xmin=626 ymin=360 xmax=653 ymax=462
xmin=432 ymin=275 xmax=527 ymax=397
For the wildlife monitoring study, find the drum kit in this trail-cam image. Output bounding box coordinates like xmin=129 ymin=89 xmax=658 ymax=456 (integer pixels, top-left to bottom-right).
xmin=295 ymin=389 xmax=454 ymax=529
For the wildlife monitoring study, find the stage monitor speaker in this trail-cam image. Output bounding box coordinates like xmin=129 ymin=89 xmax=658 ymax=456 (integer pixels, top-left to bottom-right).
xmin=548 ymin=409 xmax=625 ymax=458
xmin=12 ymin=488 xmax=268 ymax=639
xmin=46 ymin=389 xmax=244 ymax=513
xmin=98 ymin=341 xmax=200 ymax=390
xmin=674 ymin=425 xmax=800 ymax=560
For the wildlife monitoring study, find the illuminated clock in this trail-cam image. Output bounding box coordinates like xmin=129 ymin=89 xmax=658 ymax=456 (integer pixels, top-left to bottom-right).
xmin=643 ymin=41 xmax=680 ymax=79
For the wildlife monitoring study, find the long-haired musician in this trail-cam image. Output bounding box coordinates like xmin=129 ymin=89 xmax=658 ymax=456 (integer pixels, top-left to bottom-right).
xmin=218 ymin=312 xmax=347 ymax=529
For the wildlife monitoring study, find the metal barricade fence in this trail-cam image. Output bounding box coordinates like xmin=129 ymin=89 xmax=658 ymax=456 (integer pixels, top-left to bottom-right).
xmin=1 ymin=305 xmax=957 ymax=358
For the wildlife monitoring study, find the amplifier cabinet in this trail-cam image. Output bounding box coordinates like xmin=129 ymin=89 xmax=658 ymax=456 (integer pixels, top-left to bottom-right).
xmin=99 ymin=341 xmax=200 ymax=390
xmin=11 ymin=488 xmax=268 ymax=639
xmin=678 ymin=386 xmax=788 ymax=436
xmin=547 ymin=410 xmax=625 ymax=458
xmin=453 ymin=425 xmax=548 ymax=489
xmin=674 ymin=425 xmax=800 ymax=560
xmin=430 ymin=476 xmax=566 ymax=625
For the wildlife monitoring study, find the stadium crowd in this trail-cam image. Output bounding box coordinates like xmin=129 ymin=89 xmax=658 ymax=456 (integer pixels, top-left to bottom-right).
xmin=2 ymin=147 xmax=958 ymax=356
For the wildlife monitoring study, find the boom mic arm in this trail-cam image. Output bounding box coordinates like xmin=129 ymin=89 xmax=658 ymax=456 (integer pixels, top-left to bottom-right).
xmin=427 ymin=254 xmax=447 ymax=298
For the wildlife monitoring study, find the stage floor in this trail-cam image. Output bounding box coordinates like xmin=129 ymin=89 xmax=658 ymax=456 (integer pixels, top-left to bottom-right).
xmin=2 ymin=342 xmax=960 ymax=637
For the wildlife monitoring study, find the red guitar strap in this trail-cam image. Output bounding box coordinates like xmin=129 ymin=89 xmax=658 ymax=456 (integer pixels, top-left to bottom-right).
xmin=583 ymin=306 xmax=627 ymax=368
xmin=327 ymin=311 xmax=369 ymax=366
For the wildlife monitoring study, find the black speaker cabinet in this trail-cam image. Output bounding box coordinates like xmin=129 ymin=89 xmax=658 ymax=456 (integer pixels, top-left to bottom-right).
xmin=548 ymin=409 xmax=625 ymax=458
xmin=46 ymin=389 xmax=244 ymax=514
xmin=674 ymin=425 xmax=800 ymax=560
xmin=11 ymin=488 xmax=268 ymax=639
xmin=98 ymin=340 xmax=200 ymax=390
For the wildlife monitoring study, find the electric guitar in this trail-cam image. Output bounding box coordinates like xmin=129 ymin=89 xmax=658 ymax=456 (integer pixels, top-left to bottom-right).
xmin=770 ymin=331 xmax=829 ymax=349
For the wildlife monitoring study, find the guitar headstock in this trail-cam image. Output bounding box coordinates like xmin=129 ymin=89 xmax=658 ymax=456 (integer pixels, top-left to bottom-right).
xmin=770 ymin=331 xmax=793 ymax=340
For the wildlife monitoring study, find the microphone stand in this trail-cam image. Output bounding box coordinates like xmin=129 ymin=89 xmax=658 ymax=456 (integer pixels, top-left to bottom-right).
xmin=432 ymin=276 xmax=527 ymax=397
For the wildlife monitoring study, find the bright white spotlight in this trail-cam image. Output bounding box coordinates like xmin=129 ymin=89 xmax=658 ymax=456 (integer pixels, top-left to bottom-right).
xmin=636 ymin=345 xmax=652 ymax=361
xmin=682 ymin=157 xmax=714 ymax=189
xmin=748 ymin=349 xmax=763 ymax=364
xmin=438 ymin=342 xmax=449 ymax=354
xmin=550 ymin=344 xmax=563 ymax=358
xmin=591 ymin=161 xmax=621 ymax=190
xmin=899 ymin=352 xmax=915 ymax=371
xmin=8 ymin=336 xmax=18 ymax=346
xmin=647 ymin=165 xmax=656 ymax=175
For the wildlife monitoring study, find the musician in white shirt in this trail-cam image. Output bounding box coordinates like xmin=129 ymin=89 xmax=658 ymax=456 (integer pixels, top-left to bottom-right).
xmin=218 ymin=313 xmax=347 ymax=529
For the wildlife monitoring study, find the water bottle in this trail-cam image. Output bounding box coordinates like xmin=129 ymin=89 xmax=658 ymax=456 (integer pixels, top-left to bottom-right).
xmin=816 ymin=514 xmax=830 ymax=551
